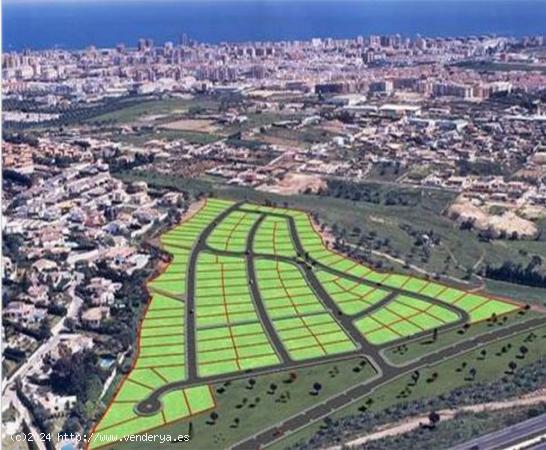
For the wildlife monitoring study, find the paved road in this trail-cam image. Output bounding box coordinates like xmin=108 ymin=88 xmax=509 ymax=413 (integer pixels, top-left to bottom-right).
xmin=133 ymin=203 xmax=546 ymax=449
xmin=245 ymin=215 xmax=292 ymax=364
xmin=451 ymin=412 xmax=546 ymax=450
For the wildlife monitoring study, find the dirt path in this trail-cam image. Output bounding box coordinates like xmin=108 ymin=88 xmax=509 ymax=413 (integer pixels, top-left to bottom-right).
xmin=325 ymin=390 xmax=546 ymax=450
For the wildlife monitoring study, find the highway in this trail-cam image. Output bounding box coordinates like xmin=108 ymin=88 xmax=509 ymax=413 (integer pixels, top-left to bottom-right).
xmin=451 ymin=412 xmax=546 ymax=450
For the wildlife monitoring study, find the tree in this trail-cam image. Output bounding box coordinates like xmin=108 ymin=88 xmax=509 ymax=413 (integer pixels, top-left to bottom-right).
xmin=428 ymin=411 xmax=441 ymax=428
xmin=508 ymin=361 xmax=517 ymax=374
xmin=50 ymin=350 xmax=105 ymax=402
xmin=37 ymin=319 xmax=52 ymax=340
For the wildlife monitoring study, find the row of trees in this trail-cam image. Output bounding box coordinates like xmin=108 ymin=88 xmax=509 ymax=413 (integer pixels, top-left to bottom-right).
xmin=483 ymin=258 xmax=546 ymax=288
xmin=322 ymin=179 xmax=422 ymax=207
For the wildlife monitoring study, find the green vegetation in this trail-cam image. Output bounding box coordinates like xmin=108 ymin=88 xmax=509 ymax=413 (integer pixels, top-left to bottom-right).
xmin=110 ymin=129 xmax=221 ymax=146
xmin=195 ymin=252 xmax=280 ymax=377
xmin=86 ymin=96 xmax=219 ymax=125
xmin=384 ymin=310 xmax=539 ymax=365
xmin=354 ymin=295 xmax=459 ymax=345
xmin=273 ymin=325 xmax=546 ymax=450
xmin=113 ymin=358 xmax=377 ymax=450
xmin=483 ymin=278 xmax=546 ymax=305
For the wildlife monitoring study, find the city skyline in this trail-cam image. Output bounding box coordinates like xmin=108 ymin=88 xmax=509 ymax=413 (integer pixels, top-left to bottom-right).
xmin=5 ymin=0 xmax=546 ymax=51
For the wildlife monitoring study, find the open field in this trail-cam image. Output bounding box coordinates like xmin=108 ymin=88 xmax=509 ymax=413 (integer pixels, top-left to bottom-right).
xmin=109 ymin=129 xmax=222 ymax=146
xmin=90 ymin=197 xmax=541 ymax=450
xmin=160 ymin=118 xmax=222 ymax=133
xmin=85 ymin=96 xmax=220 ymax=125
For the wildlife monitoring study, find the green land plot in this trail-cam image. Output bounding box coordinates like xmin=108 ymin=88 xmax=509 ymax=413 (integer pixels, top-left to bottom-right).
xmin=315 ymin=270 xmax=391 ymax=315
xmin=196 ymin=322 xmax=280 ymax=377
xmin=448 ymin=292 xmax=521 ymax=322
xmin=207 ymin=210 xmax=261 ymax=252
xmin=255 ymin=257 xmax=358 ymax=360
xmin=90 ymin=385 xmax=214 ymax=449
xmin=273 ymin=314 xmax=357 ymax=360
xmin=194 ymin=253 xmax=258 ymax=328
xmin=194 ymin=252 xmax=280 ymax=377
xmin=253 ymin=216 xmax=298 ymax=257
xmin=255 ymin=259 xmax=328 ymax=319
xmin=271 ymin=324 xmax=546 ymax=450
xmin=109 ymin=357 xmax=377 ymax=450
xmin=354 ymin=295 xmax=460 ymax=345
xmin=384 ymin=309 xmax=541 ymax=365
xmin=136 ymin=293 xmax=185 ymax=374
xmin=160 ymin=197 xmax=235 ymax=251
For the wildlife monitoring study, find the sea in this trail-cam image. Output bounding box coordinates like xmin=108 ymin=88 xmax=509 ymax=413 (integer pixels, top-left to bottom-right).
xmin=3 ymin=0 xmax=546 ymax=51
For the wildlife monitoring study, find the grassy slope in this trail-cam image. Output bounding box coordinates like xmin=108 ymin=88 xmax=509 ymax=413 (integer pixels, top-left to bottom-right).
xmin=111 ymin=358 xmax=376 ymax=450
xmin=271 ymin=324 xmax=546 ymax=450
xmin=384 ymin=310 xmax=539 ymax=365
